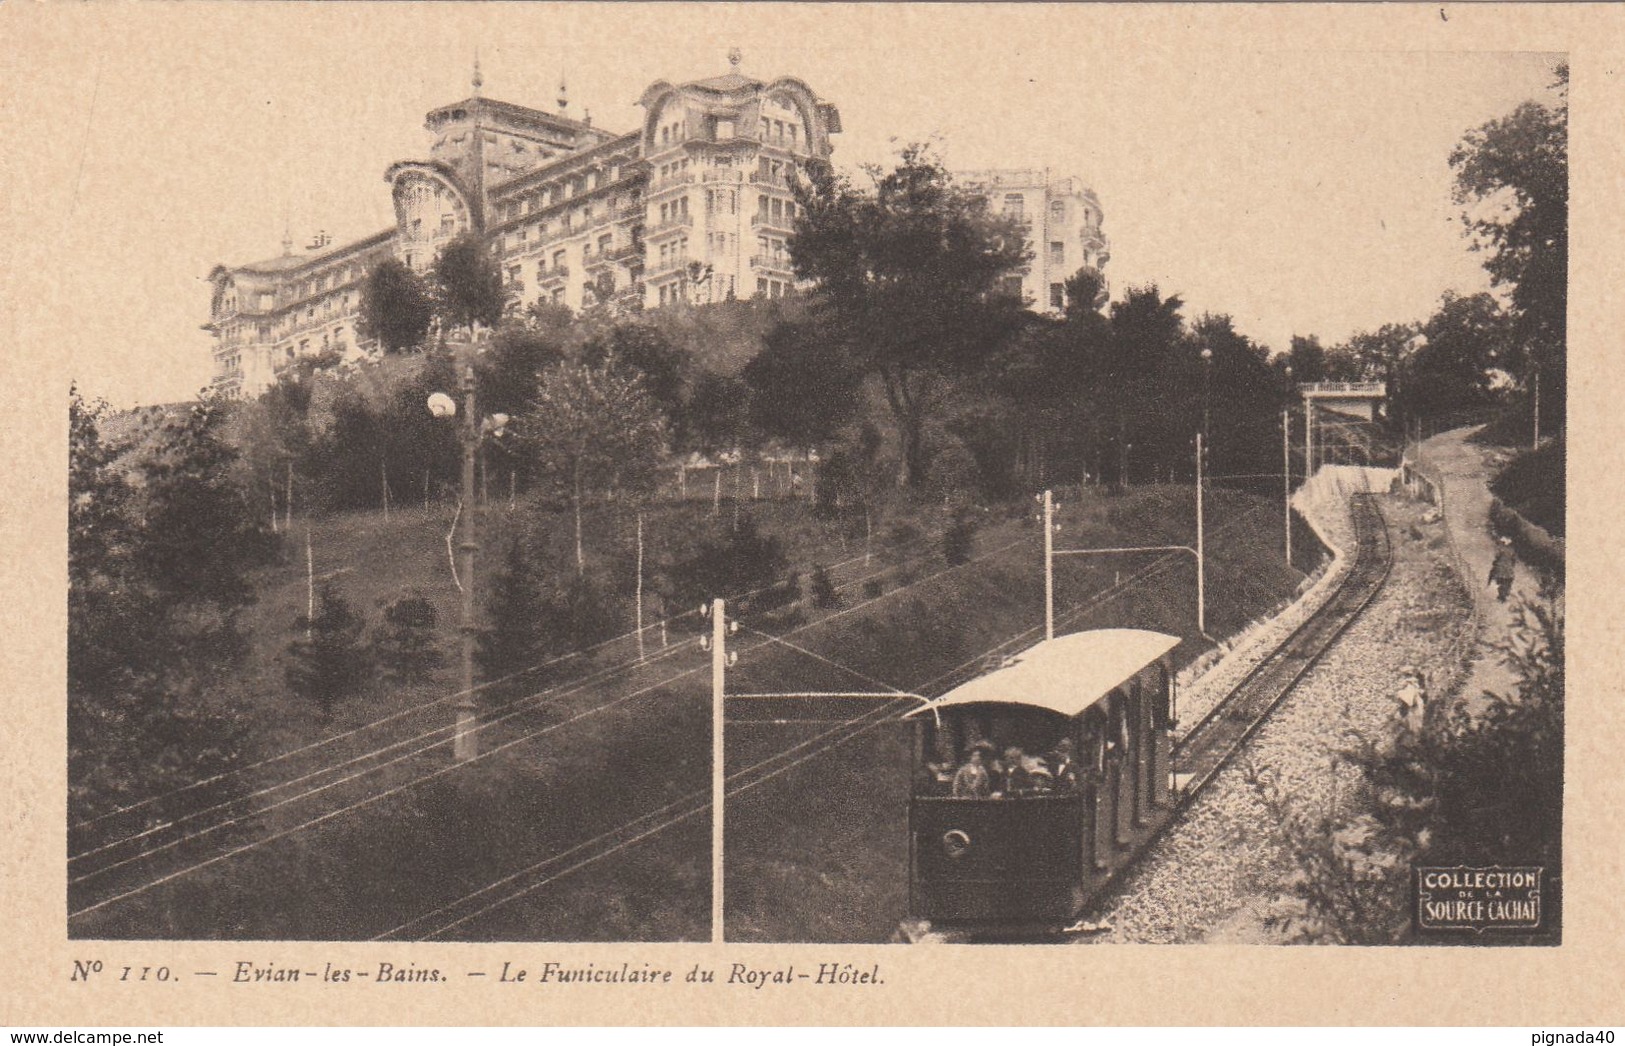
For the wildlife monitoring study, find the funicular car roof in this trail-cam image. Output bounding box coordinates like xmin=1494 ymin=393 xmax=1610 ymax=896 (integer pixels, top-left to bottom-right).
xmin=907 ymin=628 xmax=1181 ymax=719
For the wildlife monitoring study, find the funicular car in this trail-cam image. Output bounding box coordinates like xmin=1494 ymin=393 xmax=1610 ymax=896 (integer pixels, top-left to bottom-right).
xmin=906 ymin=628 xmax=1181 ymax=926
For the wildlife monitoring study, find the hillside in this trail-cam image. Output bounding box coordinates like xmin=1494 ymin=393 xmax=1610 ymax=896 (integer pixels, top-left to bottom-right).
xmin=71 ymin=482 xmax=1323 ymax=940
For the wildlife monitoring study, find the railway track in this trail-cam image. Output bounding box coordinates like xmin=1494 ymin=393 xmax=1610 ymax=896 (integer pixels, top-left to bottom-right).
xmin=1170 ymin=492 xmax=1393 ymax=801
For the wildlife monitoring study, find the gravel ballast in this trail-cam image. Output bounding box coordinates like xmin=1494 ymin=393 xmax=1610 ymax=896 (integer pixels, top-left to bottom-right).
xmin=1083 ymin=492 xmax=1475 ymax=944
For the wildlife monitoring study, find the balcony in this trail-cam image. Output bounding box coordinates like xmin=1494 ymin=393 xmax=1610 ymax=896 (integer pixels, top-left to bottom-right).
xmin=617 ymin=199 xmax=646 ymax=220
xmin=751 ymin=213 xmax=793 ymax=233
xmin=751 ymin=254 xmax=793 ymax=274
xmin=647 ymin=214 xmax=693 ymax=236
xmin=749 ymin=170 xmax=792 ymax=187
xmin=605 ymin=240 xmax=644 ymax=262
xmin=649 ymin=171 xmax=695 ymax=194
xmin=703 ymin=169 xmax=745 ymax=183
xmin=537 ymin=264 xmax=570 ymax=284
xmin=648 ymin=256 xmax=693 ymax=277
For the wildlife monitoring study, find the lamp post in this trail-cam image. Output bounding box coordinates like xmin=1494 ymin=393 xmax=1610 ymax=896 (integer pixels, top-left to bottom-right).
xmin=1283 ymin=363 xmax=1293 ymax=567
xmin=1195 ymin=432 xmax=1206 ymax=637
xmin=1200 ymin=345 xmax=1213 ymax=451
xmin=427 ymin=350 xmax=509 ymax=763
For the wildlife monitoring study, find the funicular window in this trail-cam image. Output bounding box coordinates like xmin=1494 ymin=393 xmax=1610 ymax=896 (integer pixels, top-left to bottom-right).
xmin=1149 ymin=663 xmax=1173 ymax=729
xmin=917 ymin=705 xmax=1080 ymax=799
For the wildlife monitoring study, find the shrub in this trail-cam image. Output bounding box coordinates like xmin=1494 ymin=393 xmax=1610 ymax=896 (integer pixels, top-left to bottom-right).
xmin=372 ymin=589 xmax=443 ymax=683
xmin=810 ymin=565 xmax=841 ymax=609
xmin=943 ymin=509 xmax=980 ymax=566
xmin=862 ymin=578 xmax=884 ymax=601
xmin=1490 ymin=437 xmax=1564 ymax=537
xmin=285 ymin=583 xmax=371 ymax=716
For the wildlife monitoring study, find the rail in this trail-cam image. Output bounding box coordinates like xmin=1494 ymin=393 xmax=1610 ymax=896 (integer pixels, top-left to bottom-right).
xmin=1171 ymin=493 xmax=1392 ymax=796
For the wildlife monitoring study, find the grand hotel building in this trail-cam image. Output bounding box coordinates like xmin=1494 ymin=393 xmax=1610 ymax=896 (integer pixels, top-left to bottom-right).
xmin=205 ymin=60 xmax=1109 ymax=398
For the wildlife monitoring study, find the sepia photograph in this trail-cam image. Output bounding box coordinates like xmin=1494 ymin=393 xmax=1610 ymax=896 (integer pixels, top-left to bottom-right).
xmin=49 ymin=9 xmax=1568 ymax=949
xmin=10 ymin=3 xmax=1614 ymax=1028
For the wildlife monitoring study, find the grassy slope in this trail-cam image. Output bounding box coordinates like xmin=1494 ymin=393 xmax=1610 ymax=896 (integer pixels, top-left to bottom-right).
xmin=73 ymin=484 xmax=1320 ymax=941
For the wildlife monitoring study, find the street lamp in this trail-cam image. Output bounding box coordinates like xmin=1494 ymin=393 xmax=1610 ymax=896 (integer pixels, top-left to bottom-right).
xmin=427 ymin=356 xmax=509 ymax=763
xmin=1283 ymin=363 xmax=1293 ymax=566
xmin=1200 ymin=345 xmax=1213 ymax=451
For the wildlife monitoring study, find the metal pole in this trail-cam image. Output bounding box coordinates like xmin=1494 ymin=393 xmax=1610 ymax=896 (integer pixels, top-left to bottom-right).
xmin=1304 ymin=396 xmax=1315 ymax=477
xmin=305 ymin=524 xmax=314 ymax=642
xmin=710 ymin=597 xmax=726 ymax=944
xmin=453 ymin=364 xmax=480 ymax=763
xmin=1532 ymin=366 xmax=1541 ymax=449
xmin=1195 ymin=433 xmax=1206 ymax=636
xmin=1283 ymin=408 xmax=1292 ymax=566
xmin=1043 ymin=489 xmax=1055 ymax=641
xmin=635 ymin=511 xmax=646 ymax=662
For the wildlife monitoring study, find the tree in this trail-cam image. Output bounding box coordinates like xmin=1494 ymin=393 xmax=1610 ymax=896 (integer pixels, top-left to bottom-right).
xmin=1450 ymin=64 xmax=1567 ymax=433
xmin=684 ymin=372 xmax=754 ymax=455
xmin=1100 ymin=284 xmax=1187 ymax=485
xmin=1394 ymin=291 xmax=1510 ymax=422
xmin=1287 ymin=334 xmax=1330 ymax=383
xmin=1062 ymin=266 xmax=1110 ymax=320
xmin=285 ymin=583 xmax=371 ymax=717
xmin=742 ymin=321 xmax=863 ymax=451
xmin=581 ymin=321 xmax=690 ymax=424
xmin=476 ymin=322 xmax=568 ymax=420
xmin=371 ymin=589 xmax=444 ymax=683
xmin=523 ymin=361 xmax=670 ymax=573
xmin=431 ymin=233 xmax=509 ymax=335
xmin=790 ymin=146 xmax=1032 ymax=486
xmin=69 ymin=390 xmax=267 ymax=827
xmin=304 ymin=386 xmax=386 ymax=512
xmin=130 ymin=400 xmax=278 ymax=664
xmin=475 ymin=537 xmax=556 ymax=697
xmin=357 ymin=258 xmax=434 ymax=353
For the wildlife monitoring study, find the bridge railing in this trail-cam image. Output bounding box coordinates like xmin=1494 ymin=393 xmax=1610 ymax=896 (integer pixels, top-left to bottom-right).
xmin=1299 ymin=381 xmax=1386 ymax=396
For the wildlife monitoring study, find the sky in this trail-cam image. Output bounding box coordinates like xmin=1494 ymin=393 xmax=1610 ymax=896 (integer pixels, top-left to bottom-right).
xmin=8 ymin=5 xmax=1564 ymax=408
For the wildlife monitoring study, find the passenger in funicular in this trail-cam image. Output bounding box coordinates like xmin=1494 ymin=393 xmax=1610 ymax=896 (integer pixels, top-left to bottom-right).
xmin=926 ymin=715 xmax=1081 ymax=799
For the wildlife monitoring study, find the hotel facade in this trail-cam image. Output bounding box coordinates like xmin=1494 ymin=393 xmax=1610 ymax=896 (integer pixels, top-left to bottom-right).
xmin=205 ymin=62 xmax=1108 ymax=398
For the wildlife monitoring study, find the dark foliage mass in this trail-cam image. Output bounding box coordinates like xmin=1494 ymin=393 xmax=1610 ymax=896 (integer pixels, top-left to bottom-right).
xmin=1491 ymin=437 xmax=1565 ymax=538
xmin=358 ymin=258 xmax=434 ymax=354
xmin=69 ymin=391 xmax=274 ymax=827
xmin=667 ymin=514 xmax=789 ymax=617
xmin=371 ymin=588 xmax=443 ymax=683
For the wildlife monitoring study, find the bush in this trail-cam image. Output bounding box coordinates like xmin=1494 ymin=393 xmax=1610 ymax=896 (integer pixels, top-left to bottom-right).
xmin=285 ymin=583 xmax=371 ymax=716
xmin=1490 ymin=437 xmax=1564 ymax=537
xmin=1489 ymin=497 xmax=1565 ymax=583
xmin=809 ymin=565 xmax=841 ymax=609
xmin=862 ymin=579 xmax=884 ymax=601
xmin=943 ymin=509 xmax=980 ymax=566
xmin=372 ymin=589 xmax=443 ymax=683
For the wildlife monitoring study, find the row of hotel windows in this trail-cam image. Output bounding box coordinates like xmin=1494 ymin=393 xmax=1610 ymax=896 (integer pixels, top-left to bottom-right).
xmin=657 ymin=114 xmax=803 ymax=148
xmin=999 ymin=195 xmax=1097 ymax=229
xmin=501 ymin=194 xmax=645 ymax=253
xmin=494 ymin=166 xmax=631 ymax=223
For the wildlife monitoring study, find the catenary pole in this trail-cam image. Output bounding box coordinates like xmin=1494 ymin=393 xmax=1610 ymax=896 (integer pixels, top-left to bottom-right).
xmin=1196 ymin=433 xmax=1206 ymax=636
xmin=453 ymin=363 xmax=480 ymax=763
xmin=1283 ymin=408 xmax=1292 ymax=566
xmin=1043 ymin=489 xmax=1055 ymax=641
xmin=710 ymin=597 xmax=727 ymax=944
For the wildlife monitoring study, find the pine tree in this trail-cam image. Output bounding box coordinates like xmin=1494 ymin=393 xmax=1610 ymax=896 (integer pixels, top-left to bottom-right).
xmin=475 ymin=537 xmax=554 ymax=698
xmin=285 ymin=583 xmax=371 ymax=717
